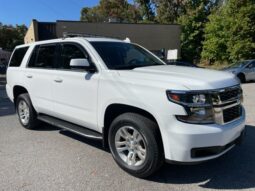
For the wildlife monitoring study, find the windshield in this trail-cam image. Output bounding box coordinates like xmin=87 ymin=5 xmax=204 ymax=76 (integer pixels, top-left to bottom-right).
xmin=228 ymin=61 xmax=249 ymax=68
xmin=90 ymin=42 xmax=165 ymax=70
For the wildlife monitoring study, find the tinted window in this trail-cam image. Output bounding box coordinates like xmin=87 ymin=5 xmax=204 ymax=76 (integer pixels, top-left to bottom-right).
xmin=28 ymin=44 xmax=57 ymax=68
xmin=90 ymin=42 xmax=164 ymax=70
xmin=59 ymin=44 xmax=88 ymax=70
xmin=9 ymin=47 xmax=29 ymax=67
xmin=27 ymin=46 xmax=38 ymax=67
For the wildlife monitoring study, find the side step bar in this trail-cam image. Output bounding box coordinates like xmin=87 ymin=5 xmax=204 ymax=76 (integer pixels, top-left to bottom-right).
xmin=38 ymin=114 xmax=103 ymax=140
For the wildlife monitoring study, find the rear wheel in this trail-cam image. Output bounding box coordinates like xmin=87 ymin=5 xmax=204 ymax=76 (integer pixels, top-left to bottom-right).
xmin=108 ymin=113 xmax=163 ymax=178
xmin=16 ymin=93 xmax=39 ymax=129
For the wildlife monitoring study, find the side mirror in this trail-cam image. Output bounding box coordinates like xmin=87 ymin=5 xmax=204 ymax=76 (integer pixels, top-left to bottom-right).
xmin=70 ymin=58 xmax=90 ymax=68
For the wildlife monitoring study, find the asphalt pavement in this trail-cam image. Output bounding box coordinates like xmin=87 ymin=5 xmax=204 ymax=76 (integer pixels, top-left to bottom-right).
xmin=0 ymin=74 xmax=255 ymax=191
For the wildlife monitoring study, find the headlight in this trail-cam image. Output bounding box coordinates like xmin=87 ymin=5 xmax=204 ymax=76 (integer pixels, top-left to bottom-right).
xmin=166 ymin=91 xmax=214 ymax=124
xmin=166 ymin=91 xmax=211 ymax=106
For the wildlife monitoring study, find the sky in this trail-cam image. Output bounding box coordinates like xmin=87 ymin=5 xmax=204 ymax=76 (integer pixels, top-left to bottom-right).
xmin=0 ymin=0 xmax=101 ymax=26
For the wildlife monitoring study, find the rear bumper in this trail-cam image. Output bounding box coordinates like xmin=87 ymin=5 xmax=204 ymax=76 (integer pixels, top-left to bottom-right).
xmin=161 ymin=107 xmax=246 ymax=163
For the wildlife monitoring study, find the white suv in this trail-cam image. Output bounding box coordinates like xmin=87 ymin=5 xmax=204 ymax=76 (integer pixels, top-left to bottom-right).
xmin=6 ymin=37 xmax=246 ymax=178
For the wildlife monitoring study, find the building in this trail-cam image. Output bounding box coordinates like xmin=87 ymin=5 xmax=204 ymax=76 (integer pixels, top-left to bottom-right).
xmin=25 ymin=19 xmax=181 ymax=58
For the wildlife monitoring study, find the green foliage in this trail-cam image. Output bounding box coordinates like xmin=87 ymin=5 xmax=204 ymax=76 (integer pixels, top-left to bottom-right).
xmin=177 ymin=1 xmax=219 ymax=62
xmin=81 ymin=0 xmax=142 ymax=23
xmin=0 ymin=24 xmax=27 ymax=51
xmin=135 ymin=0 xmax=155 ymax=22
xmin=154 ymin=0 xmax=186 ymax=23
xmin=202 ymin=0 xmax=255 ymax=63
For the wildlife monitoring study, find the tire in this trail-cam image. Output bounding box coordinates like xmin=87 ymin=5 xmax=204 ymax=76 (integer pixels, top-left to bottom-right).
xmin=16 ymin=93 xmax=39 ymax=129
xmin=108 ymin=113 xmax=164 ymax=178
xmin=237 ymin=73 xmax=246 ymax=83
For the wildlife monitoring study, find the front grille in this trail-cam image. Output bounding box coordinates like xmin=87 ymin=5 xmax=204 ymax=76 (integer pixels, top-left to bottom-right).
xmin=223 ymin=105 xmax=242 ymax=123
xmin=219 ymin=88 xmax=241 ymax=102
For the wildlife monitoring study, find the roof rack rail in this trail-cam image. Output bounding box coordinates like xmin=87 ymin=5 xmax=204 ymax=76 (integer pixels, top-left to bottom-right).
xmin=62 ymin=32 xmax=122 ymax=39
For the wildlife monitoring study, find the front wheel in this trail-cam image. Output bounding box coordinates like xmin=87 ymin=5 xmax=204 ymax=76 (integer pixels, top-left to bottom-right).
xmin=108 ymin=113 xmax=163 ymax=178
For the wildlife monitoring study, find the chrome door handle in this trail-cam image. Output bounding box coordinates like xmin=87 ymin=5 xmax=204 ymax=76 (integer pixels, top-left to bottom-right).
xmin=26 ymin=74 xmax=33 ymax=78
xmin=54 ymin=79 xmax=63 ymax=83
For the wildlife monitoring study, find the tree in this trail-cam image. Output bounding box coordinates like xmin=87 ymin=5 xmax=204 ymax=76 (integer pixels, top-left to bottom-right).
xmin=177 ymin=1 xmax=219 ymax=62
xmin=135 ymin=0 xmax=155 ymax=22
xmin=80 ymin=7 xmax=105 ymax=22
xmin=0 ymin=24 xmax=27 ymax=51
xmin=202 ymin=0 xmax=255 ymax=63
xmin=154 ymin=0 xmax=186 ymax=23
xmin=81 ymin=0 xmax=142 ymax=23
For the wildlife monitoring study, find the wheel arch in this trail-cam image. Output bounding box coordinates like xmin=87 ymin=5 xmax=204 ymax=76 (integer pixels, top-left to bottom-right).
xmin=13 ymin=85 xmax=29 ymax=106
xmin=237 ymin=72 xmax=246 ymax=82
xmin=102 ymin=103 xmax=163 ymax=150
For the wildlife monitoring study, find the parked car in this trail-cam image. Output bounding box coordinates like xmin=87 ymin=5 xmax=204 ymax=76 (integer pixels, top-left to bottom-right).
xmin=167 ymin=60 xmax=199 ymax=67
xmin=224 ymin=60 xmax=255 ymax=83
xmin=6 ymin=37 xmax=245 ymax=178
xmin=0 ymin=58 xmax=7 ymax=74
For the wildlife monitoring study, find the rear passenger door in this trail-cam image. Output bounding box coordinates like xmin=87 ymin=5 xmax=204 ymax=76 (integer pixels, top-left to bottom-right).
xmin=25 ymin=44 xmax=57 ymax=115
xmin=51 ymin=42 xmax=100 ymax=131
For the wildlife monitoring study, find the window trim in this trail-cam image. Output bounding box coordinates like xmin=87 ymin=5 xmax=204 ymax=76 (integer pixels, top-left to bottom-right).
xmin=26 ymin=43 xmax=58 ymax=70
xmin=55 ymin=42 xmax=98 ymax=73
xmin=9 ymin=46 xmax=29 ymax=67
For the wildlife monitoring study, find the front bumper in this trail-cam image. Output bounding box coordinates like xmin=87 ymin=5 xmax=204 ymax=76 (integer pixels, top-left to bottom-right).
xmin=161 ymin=107 xmax=246 ymax=163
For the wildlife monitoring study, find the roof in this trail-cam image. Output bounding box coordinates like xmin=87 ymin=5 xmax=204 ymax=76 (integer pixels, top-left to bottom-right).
xmin=16 ymin=37 xmax=126 ymax=48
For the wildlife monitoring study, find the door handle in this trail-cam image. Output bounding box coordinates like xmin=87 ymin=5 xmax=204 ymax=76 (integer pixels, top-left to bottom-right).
xmin=26 ymin=74 xmax=33 ymax=78
xmin=54 ymin=78 xmax=63 ymax=83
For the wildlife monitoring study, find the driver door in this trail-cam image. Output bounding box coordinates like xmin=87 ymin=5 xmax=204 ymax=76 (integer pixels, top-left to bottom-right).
xmin=51 ymin=42 xmax=100 ymax=131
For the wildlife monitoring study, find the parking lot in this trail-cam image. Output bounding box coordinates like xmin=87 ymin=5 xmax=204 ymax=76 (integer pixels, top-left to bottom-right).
xmin=0 ymin=74 xmax=255 ymax=191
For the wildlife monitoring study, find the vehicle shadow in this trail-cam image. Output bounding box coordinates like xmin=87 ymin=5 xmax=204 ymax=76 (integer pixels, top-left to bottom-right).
xmin=0 ymin=76 xmax=16 ymax=116
xmin=0 ymin=75 xmax=6 ymax=86
xmin=34 ymin=123 xmax=60 ymax=131
xmin=149 ymin=125 xmax=255 ymax=190
xmin=59 ymin=130 xmax=106 ymax=151
xmin=0 ymin=75 xmax=16 ymax=116
xmin=0 ymin=98 xmax=15 ymax=116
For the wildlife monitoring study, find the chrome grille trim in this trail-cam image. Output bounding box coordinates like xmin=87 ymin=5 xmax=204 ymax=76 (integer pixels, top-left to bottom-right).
xmin=211 ymin=85 xmax=242 ymax=125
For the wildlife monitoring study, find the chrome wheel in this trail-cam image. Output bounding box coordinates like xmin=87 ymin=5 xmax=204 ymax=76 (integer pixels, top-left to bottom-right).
xmin=115 ymin=126 xmax=146 ymax=166
xmin=18 ymin=100 xmax=30 ymax=125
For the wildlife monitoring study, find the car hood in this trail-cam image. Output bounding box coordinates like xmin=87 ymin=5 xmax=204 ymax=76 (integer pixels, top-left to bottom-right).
xmin=223 ymin=67 xmax=241 ymax=74
xmin=117 ymin=65 xmax=239 ymax=90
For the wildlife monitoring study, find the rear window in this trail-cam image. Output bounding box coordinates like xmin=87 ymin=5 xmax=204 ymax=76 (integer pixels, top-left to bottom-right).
xmin=9 ymin=47 xmax=29 ymax=67
xmin=28 ymin=44 xmax=57 ymax=69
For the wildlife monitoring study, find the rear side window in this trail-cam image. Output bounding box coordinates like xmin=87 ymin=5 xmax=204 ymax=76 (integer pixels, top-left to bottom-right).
xmin=9 ymin=47 xmax=29 ymax=67
xmin=28 ymin=44 xmax=57 ymax=68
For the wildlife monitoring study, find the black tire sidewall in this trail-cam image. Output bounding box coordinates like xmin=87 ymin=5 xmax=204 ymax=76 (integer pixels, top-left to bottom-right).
xmin=108 ymin=113 xmax=162 ymax=177
xmin=16 ymin=94 xmax=37 ymax=129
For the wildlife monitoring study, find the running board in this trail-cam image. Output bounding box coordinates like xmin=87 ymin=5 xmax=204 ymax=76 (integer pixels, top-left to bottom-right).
xmin=38 ymin=114 xmax=102 ymax=140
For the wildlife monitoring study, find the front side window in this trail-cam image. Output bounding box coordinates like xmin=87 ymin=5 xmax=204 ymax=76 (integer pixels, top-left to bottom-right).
xmin=9 ymin=47 xmax=29 ymax=67
xmin=59 ymin=44 xmax=88 ymax=70
xmin=28 ymin=44 xmax=57 ymax=68
xmin=90 ymin=42 xmax=164 ymax=70
xmin=250 ymin=61 xmax=255 ymax=68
